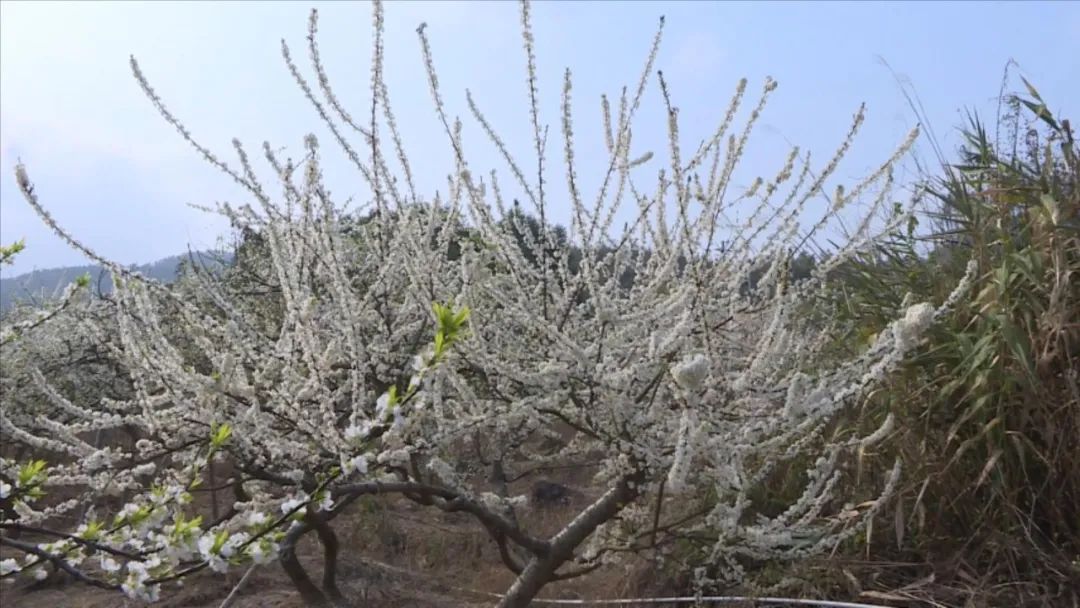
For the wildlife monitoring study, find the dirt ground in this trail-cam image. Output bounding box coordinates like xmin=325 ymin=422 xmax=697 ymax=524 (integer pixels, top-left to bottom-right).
xmin=1 ymin=484 xmax=676 ymax=608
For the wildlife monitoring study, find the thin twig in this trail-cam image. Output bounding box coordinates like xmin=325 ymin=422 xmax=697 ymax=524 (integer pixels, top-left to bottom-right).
xmin=217 ymin=565 xmax=256 ymax=608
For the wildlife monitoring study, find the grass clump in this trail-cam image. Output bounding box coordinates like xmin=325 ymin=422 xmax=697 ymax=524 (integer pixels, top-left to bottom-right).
xmin=818 ymin=77 xmax=1079 ymax=605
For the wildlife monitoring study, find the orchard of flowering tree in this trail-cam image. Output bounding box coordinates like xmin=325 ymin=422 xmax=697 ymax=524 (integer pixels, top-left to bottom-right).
xmin=4 ymin=1 xmax=1024 ymax=606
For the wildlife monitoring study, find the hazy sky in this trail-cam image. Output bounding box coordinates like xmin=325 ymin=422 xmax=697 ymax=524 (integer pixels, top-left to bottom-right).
xmin=1 ymin=1 xmax=1077 ymax=278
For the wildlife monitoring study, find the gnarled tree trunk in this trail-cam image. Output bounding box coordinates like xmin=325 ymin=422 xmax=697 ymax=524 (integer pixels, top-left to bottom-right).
xmin=497 ymin=474 xmax=640 ymax=608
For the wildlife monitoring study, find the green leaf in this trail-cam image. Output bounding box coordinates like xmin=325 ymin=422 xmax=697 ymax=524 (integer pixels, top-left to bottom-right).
xmin=79 ymin=520 xmax=104 ymax=541
xmin=997 ymin=315 xmax=1035 ymax=381
xmin=453 ymin=306 xmax=471 ymax=327
xmin=1018 ymin=98 xmax=1058 ymax=130
xmin=0 ymin=239 xmax=26 ymax=266
xmin=211 ymin=530 xmax=229 ymax=554
xmin=430 ymin=302 xmax=469 ymax=361
xmin=210 ymin=423 xmax=233 ymax=448
xmin=17 ymin=460 xmax=48 ymax=488
xmin=433 ymin=331 xmax=445 ymax=358
xmin=1040 ymin=193 xmax=1061 ymax=226
xmin=1019 ymin=76 xmax=1044 ymax=104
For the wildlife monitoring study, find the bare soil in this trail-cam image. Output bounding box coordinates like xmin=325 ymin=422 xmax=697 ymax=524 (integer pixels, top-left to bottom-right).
xmin=1 ymin=483 xmax=672 ymax=608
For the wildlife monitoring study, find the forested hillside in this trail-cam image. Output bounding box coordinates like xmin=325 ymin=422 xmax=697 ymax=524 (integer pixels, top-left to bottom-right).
xmin=0 ymin=251 xmax=231 ymax=312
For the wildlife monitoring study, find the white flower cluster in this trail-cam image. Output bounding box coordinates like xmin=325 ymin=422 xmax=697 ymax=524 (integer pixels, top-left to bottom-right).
xmin=671 ymin=354 xmax=711 ymax=392
xmin=894 ymin=302 xmax=935 ymax=353
xmin=1 ymin=1 xmax=980 ymax=604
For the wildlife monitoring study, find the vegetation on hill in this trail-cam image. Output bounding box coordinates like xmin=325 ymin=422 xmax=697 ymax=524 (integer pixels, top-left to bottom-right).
xmin=0 ymin=251 xmax=232 ymax=314
xmin=816 ymin=79 xmax=1079 ymax=606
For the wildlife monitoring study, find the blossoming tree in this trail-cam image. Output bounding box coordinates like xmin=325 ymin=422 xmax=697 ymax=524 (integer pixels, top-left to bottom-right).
xmin=1 ymin=1 xmax=975 ymax=606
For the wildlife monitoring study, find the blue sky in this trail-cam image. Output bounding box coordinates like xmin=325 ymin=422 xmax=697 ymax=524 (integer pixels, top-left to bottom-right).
xmin=1 ymin=0 xmax=1077 ymax=278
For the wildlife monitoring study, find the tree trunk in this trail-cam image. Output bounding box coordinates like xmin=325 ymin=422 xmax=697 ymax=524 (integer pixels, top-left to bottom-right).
xmin=309 ymin=513 xmax=347 ymax=604
xmin=279 ymin=528 xmax=334 ymax=608
xmin=279 ymin=514 xmax=353 ymax=608
xmin=496 ymin=474 xmax=640 ymax=608
xmin=498 ymin=555 xmax=562 ymax=608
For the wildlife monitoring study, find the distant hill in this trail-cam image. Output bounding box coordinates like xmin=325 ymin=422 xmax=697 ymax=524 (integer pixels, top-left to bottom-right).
xmin=0 ymin=251 xmax=232 ymax=312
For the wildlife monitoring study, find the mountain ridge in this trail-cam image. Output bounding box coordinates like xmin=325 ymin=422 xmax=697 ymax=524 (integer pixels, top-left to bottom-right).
xmin=0 ymin=251 xmax=232 ymax=312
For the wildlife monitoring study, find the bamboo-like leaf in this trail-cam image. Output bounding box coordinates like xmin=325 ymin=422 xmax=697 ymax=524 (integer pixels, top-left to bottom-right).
xmin=974 ymin=448 xmax=1004 ymax=487
xmin=894 ymin=496 xmax=905 ymax=549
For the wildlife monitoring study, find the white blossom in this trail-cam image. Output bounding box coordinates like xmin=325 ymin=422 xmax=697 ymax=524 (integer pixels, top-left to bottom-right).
xmin=341 ymin=453 xmax=369 ymax=476
xmin=246 ymin=540 xmax=278 ymax=565
xmin=894 ymin=302 xmax=935 ymax=353
xmin=280 ymin=493 xmax=309 ymax=515
xmin=0 ymin=558 xmax=18 ymax=576
xmin=317 ymin=492 xmax=334 ymax=512
xmin=343 ymin=421 xmax=373 ymax=442
xmin=221 ymin=532 xmax=249 ymax=558
xmin=671 ymin=354 xmax=711 ymax=392
xmin=197 ymin=533 xmax=229 ymax=573
xmin=860 ymin=413 xmax=896 ymax=449
xmin=247 ymin=511 xmax=270 ymax=528
xmin=99 ymin=555 xmax=121 ymax=573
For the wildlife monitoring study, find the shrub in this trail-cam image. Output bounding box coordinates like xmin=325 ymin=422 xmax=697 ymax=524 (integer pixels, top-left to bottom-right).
xmin=819 ymin=78 xmax=1079 ymax=604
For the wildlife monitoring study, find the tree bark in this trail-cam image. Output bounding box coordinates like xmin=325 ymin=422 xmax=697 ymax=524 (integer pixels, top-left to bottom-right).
xmin=308 ymin=512 xmax=346 ymax=604
xmin=279 ymin=523 xmax=334 ymax=608
xmin=496 ymin=474 xmax=640 ymax=608
xmin=278 ymin=498 xmax=362 ymax=608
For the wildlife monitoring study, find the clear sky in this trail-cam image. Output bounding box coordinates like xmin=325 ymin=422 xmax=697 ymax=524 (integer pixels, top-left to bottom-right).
xmin=1 ymin=0 xmax=1077 ymax=277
